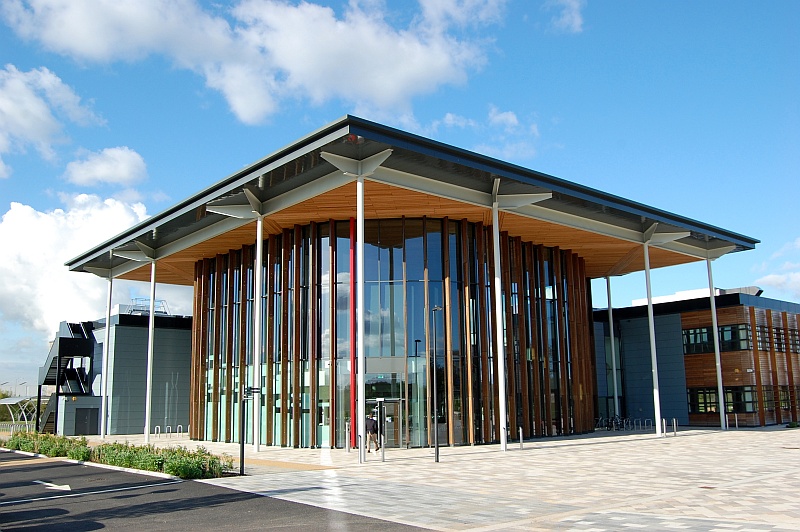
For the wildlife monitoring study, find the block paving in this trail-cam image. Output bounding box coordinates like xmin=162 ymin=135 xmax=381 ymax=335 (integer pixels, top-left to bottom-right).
xmin=85 ymin=426 xmax=800 ymax=530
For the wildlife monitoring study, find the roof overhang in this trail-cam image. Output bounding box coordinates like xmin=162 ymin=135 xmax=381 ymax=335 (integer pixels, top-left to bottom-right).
xmin=66 ymin=115 xmax=759 ymax=285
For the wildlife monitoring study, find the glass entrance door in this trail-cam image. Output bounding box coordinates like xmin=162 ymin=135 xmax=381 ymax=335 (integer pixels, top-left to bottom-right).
xmin=368 ymin=398 xmax=405 ymax=448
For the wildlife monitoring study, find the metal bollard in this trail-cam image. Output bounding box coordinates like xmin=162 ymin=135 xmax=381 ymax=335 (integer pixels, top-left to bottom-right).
xmin=661 ymin=418 xmax=666 ymax=437
xmin=346 ymin=421 xmax=351 ymax=453
xmin=381 ymin=434 xmax=385 ymax=462
xmin=519 ymin=426 xmax=523 ymax=450
xmin=672 ymin=418 xmax=677 ymax=437
xmin=735 ymin=413 xmax=739 ymax=429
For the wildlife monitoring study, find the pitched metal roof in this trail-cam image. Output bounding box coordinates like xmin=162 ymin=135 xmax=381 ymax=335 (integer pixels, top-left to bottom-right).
xmin=66 ymin=115 xmax=758 ymax=282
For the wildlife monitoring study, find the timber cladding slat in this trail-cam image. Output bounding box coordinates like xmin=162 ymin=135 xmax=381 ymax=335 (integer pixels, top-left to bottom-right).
xmin=500 ymin=232 xmax=516 ymax=436
xmin=188 ymin=217 xmax=598 ymax=448
xmin=681 ymin=306 xmax=748 ymax=328
xmin=442 ymin=217 xmax=455 ymax=445
xmin=684 ymin=352 xmax=756 ymax=387
xmin=513 ymin=237 xmax=531 ymax=438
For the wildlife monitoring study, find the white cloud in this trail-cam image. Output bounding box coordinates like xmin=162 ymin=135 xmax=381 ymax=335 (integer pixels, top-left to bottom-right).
xmin=770 ymin=237 xmax=800 ymax=260
xmin=418 ymin=0 xmax=507 ymax=31
xmin=546 ymin=0 xmax=585 ymax=34
xmin=427 ymin=106 xmax=540 ymax=163
xmin=755 ymin=237 xmax=800 ymax=300
xmin=488 ymin=104 xmax=519 ymax=131
xmin=755 ymin=272 xmax=800 ymax=300
xmin=63 ymin=146 xmax=147 ymax=187
xmin=0 ymin=193 xmax=195 ymax=384
xmin=474 ymin=140 xmax=537 ymax=161
xmin=0 ymin=194 xmax=149 ymax=334
xmin=0 ymin=64 xmax=103 ymax=177
xmin=430 ymin=112 xmax=478 ymax=131
xmin=2 ymin=0 xmax=505 ymax=124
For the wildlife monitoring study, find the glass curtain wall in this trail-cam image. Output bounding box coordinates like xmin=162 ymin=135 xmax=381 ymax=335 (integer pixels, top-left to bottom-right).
xmin=191 ymin=218 xmax=594 ymax=447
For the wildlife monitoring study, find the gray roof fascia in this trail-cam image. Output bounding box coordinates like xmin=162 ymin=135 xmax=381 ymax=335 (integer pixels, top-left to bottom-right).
xmin=66 ymin=117 xmax=353 ymax=271
xmin=346 ymin=116 xmax=759 ymax=250
xmin=67 ymin=114 xmax=758 ymax=274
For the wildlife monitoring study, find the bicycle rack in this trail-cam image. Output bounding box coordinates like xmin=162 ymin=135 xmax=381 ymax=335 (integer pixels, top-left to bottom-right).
xmin=166 ymin=425 xmax=172 ymax=437
xmin=177 ymin=424 xmax=184 ymax=435
xmin=644 ymin=419 xmax=652 ymax=431
xmin=154 ymin=425 xmax=161 ymax=439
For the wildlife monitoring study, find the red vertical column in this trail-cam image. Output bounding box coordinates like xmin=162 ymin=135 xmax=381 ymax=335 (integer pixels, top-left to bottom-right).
xmin=349 ymin=217 xmax=357 ymax=448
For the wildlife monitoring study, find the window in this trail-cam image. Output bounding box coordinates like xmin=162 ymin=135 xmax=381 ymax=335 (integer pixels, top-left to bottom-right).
xmin=725 ymin=386 xmax=758 ymax=413
xmin=762 ymin=385 xmax=775 ymax=411
xmin=779 ymin=386 xmax=791 ymax=410
xmin=683 ymin=324 xmax=751 ymax=354
xmin=755 ymin=326 xmax=770 ymax=351
xmin=688 ymin=386 xmax=758 ymax=413
xmin=774 ymin=328 xmax=786 ymax=352
xmin=683 ymin=327 xmax=712 ymax=354
xmin=790 ymin=330 xmax=800 ymax=353
xmin=719 ymin=324 xmax=751 ymax=351
xmin=687 ymin=387 xmax=718 ymax=413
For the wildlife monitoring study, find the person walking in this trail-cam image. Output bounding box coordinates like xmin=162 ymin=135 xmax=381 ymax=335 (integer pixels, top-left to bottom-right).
xmin=366 ymin=414 xmax=379 ymax=452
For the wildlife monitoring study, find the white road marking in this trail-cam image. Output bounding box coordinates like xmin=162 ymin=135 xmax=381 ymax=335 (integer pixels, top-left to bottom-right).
xmin=0 ymin=480 xmax=183 ymax=507
xmin=33 ymin=480 xmax=71 ymax=491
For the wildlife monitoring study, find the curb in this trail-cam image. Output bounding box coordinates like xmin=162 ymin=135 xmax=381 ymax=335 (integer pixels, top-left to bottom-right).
xmin=1 ymin=447 xmax=180 ymax=481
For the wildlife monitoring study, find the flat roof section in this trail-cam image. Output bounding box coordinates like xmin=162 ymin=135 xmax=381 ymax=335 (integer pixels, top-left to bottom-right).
xmin=66 ymin=115 xmax=758 ymax=285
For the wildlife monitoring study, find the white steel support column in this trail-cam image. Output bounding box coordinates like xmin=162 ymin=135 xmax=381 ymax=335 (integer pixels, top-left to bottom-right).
xmin=144 ymin=260 xmax=157 ymax=444
xmin=643 ymin=242 xmax=663 ymax=437
xmin=253 ymin=214 xmax=264 ymax=452
xmin=492 ymin=180 xmax=508 ymax=451
xmin=100 ymin=268 xmax=113 ymax=438
xmin=707 ymin=258 xmax=727 ymax=429
xmin=356 ymin=176 xmax=366 ymax=464
xmin=606 ymin=277 xmax=620 ymax=417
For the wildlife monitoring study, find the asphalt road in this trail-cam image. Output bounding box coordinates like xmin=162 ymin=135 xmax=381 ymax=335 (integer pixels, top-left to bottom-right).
xmin=0 ymin=450 xmax=424 ymax=531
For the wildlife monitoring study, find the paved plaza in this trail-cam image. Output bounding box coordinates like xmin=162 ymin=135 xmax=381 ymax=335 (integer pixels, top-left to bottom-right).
xmin=80 ymin=427 xmax=800 ymax=531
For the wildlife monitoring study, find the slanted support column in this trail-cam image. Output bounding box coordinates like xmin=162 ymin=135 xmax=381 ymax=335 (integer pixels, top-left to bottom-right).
xmin=356 ymin=176 xmax=366 ymax=464
xmin=707 ymin=258 xmax=727 ymax=429
xmin=606 ymin=277 xmax=620 ymax=417
xmin=643 ymin=241 xmax=663 ymax=437
xmin=640 ymin=225 xmax=689 ymax=437
xmin=253 ymin=214 xmax=264 ymax=452
xmin=144 ymin=260 xmax=157 ymax=443
xmin=206 ymin=190 xmax=270 ymax=451
xmin=101 ymin=266 xmax=113 ymax=438
xmin=491 ymin=179 xmax=508 ymax=451
xmin=319 ymin=150 xmax=392 ymax=464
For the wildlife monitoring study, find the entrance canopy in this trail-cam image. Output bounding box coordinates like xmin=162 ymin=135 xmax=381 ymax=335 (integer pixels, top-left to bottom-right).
xmin=66 ymin=115 xmax=758 ymax=282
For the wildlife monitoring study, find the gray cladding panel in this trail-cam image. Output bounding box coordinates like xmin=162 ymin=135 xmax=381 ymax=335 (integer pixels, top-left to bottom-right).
xmin=107 ymin=325 xmax=191 ymax=435
xmin=620 ymin=313 xmax=688 ymax=424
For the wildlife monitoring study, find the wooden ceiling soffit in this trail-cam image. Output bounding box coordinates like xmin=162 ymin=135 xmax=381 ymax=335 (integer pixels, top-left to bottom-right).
xmin=119 ymin=181 xmax=707 ymax=286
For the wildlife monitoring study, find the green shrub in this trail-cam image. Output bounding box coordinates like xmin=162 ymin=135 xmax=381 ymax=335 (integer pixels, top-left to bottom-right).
xmin=67 ymin=445 xmax=92 ymax=461
xmin=3 ymin=433 xmax=228 ymax=479
xmin=163 ymin=455 xmax=204 ymax=479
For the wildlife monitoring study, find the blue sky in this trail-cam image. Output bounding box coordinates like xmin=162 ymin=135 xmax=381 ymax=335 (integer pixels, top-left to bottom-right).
xmin=0 ymin=0 xmax=798 ymax=390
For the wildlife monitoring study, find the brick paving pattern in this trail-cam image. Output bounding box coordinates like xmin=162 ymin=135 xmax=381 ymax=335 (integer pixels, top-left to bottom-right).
xmin=86 ymin=427 xmax=800 ymax=530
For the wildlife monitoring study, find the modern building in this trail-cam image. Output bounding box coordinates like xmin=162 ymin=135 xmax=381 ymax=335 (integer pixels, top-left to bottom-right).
xmin=66 ymin=116 xmax=758 ymax=454
xmin=36 ymin=303 xmax=192 ymax=436
xmin=594 ymin=288 xmax=800 ymax=428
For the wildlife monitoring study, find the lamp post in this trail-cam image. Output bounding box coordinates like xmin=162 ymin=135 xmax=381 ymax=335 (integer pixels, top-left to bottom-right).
xmin=16 ymin=381 xmax=27 ymax=397
xmin=431 ymin=305 xmax=443 ymax=463
xmin=413 ymin=339 xmax=421 ymax=448
xmin=240 ymin=386 xmax=257 ymax=476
